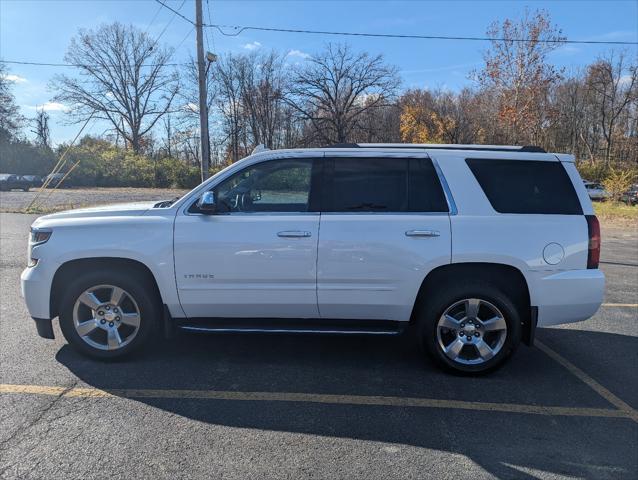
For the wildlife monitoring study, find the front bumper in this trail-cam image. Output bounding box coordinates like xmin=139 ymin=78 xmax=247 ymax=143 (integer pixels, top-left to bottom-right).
xmin=21 ymin=260 xmax=57 ymax=321
xmin=533 ymin=269 xmax=605 ymax=327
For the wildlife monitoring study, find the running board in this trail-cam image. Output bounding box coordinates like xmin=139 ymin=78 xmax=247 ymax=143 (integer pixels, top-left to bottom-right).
xmin=176 ymin=318 xmax=406 ymax=336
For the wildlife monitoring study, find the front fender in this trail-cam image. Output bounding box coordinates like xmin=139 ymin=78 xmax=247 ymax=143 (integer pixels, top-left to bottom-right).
xmin=27 ymin=214 xmax=182 ymax=319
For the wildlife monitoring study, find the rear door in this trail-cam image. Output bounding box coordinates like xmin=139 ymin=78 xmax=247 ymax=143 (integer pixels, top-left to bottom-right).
xmin=317 ymin=152 xmax=452 ymax=322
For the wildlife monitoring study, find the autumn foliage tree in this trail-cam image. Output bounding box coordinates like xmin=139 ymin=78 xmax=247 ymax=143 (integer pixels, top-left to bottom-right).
xmin=474 ymin=9 xmax=564 ymax=145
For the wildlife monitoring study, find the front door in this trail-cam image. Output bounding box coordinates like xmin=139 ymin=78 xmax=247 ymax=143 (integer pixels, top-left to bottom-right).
xmin=174 ymin=157 xmax=321 ymax=319
xmin=317 ymin=153 xmax=452 ymax=322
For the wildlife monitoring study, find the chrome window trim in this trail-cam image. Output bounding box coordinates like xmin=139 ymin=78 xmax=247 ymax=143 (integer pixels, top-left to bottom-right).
xmin=185 ymin=210 xmax=319 ymax=217
xmin=320 ymin=211 xmax=448 ymax=216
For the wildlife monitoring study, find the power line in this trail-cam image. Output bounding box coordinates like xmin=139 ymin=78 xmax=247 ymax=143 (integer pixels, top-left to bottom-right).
xmin=151 ymin=0 xmax=187 ymax=49
xmin=206 ymin=23 xmax=638 ymax=46
xmin=143 ymin=1 xmax=164 ymax=37
xmin=3 ymin=2 xmax=192 ymax=70
xmin=174 ymin=26 xmax=195 ymax=56
xmin=153 ymin=0 xmax=194 ymax=26
xmin=205 ymin=0 xmax=217 ymax=53
xmin=2 ymin=59 xmax=189 ymax=68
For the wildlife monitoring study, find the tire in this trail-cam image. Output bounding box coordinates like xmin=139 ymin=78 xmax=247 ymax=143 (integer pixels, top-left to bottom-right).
xmin=418 ymin=283 xmax=522 ymax=374
xmin=58 ymin=269 xmax=160 ymax=360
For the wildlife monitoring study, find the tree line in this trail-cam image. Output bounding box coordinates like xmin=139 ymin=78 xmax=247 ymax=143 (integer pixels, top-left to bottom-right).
xmin=0 ymin=9 xmax=636 ymax=189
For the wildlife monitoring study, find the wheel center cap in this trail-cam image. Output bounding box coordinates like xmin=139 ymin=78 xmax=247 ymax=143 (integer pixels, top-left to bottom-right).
xmin=104 ymin=311 xmax=116 ymax=322
xmin=464 ymin=324 xmax=476 ymax=335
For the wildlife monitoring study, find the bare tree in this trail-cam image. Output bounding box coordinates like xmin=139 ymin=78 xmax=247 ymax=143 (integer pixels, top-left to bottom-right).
xmin=31 ymin=109 xmax=51 ymax=148
xmin=0 ymin=62 xmax=24 ymax=140
xmin=52 ymin=23 xmax=179 ymax=153
xmin=288 ymin=43 xmax=400 ymax=144
xmin=212 ymin=53 xmax=246 ymax=162
xmin=239 ymin=51 xmax=289 ymax=149
xmin=586 ymin=51 xmax=638 ymax=164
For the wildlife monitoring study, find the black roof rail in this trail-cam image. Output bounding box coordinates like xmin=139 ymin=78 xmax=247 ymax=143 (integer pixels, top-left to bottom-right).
xmin=325 ymin=143 xmax=547 ymax=153
xmin=519 ymin=146 xmax=547 ymax=153
xmin=324 ymin=143 xmax=360 ymax=148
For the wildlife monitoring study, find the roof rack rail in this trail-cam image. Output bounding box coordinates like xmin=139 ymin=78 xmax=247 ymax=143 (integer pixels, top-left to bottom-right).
xmin=519 ymin=146 xmax=547 ymax=153
xmin=324 ymin=143 xmax=360 ymax=148
xmin=325 ymin=143 xmax=547 ymax=153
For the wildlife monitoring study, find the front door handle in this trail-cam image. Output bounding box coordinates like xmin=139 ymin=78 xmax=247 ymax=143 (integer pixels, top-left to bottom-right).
xmin=277 ymin=231 xmax=312 ymax=238
xmin=405 ymin=229 xmax=440 ymax=237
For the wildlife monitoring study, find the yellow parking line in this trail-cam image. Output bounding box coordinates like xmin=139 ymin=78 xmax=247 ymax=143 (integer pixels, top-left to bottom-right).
xmin=0 ymin=383 xmax=633 ymax=420
xmin=600 ymin=303 xmax=638 ymax=307
xmin=536 ymin=341 xmax=638 ymax=424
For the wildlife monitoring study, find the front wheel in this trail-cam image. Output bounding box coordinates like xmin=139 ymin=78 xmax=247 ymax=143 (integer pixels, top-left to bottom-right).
xmin=58 ymin=270 xmax=159 ymax=359
xmin=419 ymin=284 xmax=522 ymax=374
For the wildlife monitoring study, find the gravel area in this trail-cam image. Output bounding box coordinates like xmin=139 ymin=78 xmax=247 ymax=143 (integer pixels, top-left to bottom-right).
xmin=0 ymin=187 xmax=189 ymax=213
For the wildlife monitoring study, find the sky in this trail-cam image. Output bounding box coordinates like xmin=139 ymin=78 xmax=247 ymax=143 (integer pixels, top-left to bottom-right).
xmin=1 ymin=0 xmax=637 ymax=144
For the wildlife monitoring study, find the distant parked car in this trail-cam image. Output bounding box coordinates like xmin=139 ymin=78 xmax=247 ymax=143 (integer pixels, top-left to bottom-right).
xmin=43 ymin=173 xmax=68 ymax=188
xmin=621 ymin=184 xmax=638 ymax=206
xmin=0 ymin=174 xmax=31 ymax=191
xmin=22 ymin=175 xmax=43 ymax=188
xmin=583 ymin=181 xmax=609 ymax=201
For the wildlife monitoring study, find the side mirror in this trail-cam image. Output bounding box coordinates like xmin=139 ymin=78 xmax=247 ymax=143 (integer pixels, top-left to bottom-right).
xmin=197 ymin=191 xmax=217 ymax=214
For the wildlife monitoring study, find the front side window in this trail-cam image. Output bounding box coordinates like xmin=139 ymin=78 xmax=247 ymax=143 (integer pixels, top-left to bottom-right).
xmin=210 ymin=158 xmax=314 ymax=213
xmin=325 ymin=157 xmax=448 ymax=213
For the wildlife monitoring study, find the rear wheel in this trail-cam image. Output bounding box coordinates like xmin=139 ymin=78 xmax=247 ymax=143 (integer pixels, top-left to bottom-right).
xmin=419 ymin=284 xmax=522 ymax=374
xmin=58 ymin=270 xmax=159 ymax=359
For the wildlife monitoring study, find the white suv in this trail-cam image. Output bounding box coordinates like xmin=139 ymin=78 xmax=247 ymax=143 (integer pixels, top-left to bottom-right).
xmin=21 ymin=144 xmax=605 ymax=373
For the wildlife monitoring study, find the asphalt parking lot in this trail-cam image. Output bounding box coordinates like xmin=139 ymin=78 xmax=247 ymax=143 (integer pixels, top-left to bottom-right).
xmin=0 ymin=212 xmax=636 ymax=480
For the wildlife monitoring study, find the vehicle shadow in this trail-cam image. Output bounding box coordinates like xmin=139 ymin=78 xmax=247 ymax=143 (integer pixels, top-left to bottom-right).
xmin=56 ymin=328 xmax=638 ymax=479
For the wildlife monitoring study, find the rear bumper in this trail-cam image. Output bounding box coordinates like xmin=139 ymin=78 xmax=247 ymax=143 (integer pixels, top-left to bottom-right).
xmin=533 ymin=269 xmax=605 ymax=327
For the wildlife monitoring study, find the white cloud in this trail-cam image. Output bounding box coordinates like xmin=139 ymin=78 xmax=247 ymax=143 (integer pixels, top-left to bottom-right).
xmin=243 ymin=41 xmax=262 ymax=51
xmin=24 ymin=102 xmax=69 ymax=112
xmin=42 ymin=102 xmax=69 ymax=112
xmin=619 ymin=75 xmax=634 ymax=87
xmin=1 ymin=74 xmax=27 ymax=83
xmin=554 ymin=45 xmax=581 ymax=56
xmin=287 ymin=49 xmax=310 ymax=59
xmin=183 ymin=102 xmax=198 ymax=113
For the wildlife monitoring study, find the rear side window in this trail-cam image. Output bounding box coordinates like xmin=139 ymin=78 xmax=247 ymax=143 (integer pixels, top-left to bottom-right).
xmin=466 ymin=159 xmax=583 ymax=215
xmin=326 ymin=157 xmax=448 ymax=213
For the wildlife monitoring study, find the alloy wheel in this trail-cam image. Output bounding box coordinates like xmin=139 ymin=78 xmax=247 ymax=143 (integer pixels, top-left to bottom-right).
xmin=72 ymin=284 xmax=141 ymax=351
xmin=436 ymin=298 xmax=508 ymax=365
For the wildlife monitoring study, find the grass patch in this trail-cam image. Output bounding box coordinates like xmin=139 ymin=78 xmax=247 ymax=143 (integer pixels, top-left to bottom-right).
xmin=594 ymin=201 xmax=638 ymax=227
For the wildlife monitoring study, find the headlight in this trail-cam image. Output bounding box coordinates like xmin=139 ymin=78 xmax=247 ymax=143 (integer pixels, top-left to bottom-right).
xmin=30 ymin=228 xmax=52 ymax=245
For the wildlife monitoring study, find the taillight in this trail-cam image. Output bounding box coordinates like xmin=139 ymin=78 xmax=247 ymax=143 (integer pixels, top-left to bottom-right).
xmin=585 ymin=215 xmax=600 ymax=269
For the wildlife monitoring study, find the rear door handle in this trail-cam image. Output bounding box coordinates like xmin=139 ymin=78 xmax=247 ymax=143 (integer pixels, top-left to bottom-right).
xmin=405 ymin=229 xmax=440 ymax=237
xmin=277 ymin=231 xmax=312 ymax=238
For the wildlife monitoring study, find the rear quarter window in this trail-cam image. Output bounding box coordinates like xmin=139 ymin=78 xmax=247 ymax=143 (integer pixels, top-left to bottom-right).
xmin=466 ymin=159 xmax=583 ymax=215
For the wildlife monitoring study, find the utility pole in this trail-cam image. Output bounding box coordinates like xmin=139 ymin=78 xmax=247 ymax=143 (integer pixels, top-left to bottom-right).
xmin=195 ymin=0 xmax=210 ymax=182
